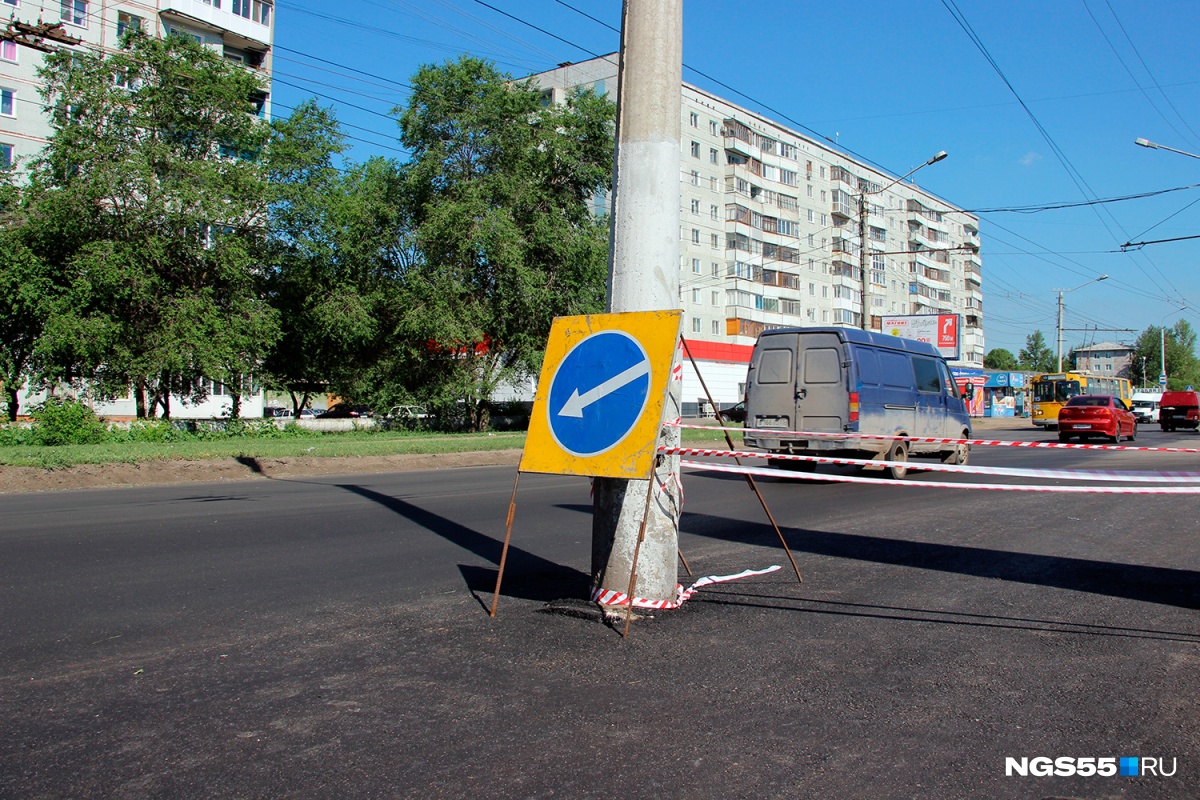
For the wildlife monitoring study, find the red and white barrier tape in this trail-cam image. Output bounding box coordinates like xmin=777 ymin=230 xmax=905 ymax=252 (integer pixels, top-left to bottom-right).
xmin=591 ymin=565 xmax=782 ymax=609
xmin=663 ymin=446 xmax=1200 ymax=484
xmin=674 ymin=422 xmax=1200 ymax=454
xmin=681 ymin=459 xmax=1200 ymax=494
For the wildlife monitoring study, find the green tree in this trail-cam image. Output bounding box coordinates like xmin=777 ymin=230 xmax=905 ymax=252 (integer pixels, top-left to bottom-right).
xmin=262 ymin=102 xmax=413 ymax=414
xmin=1019 ymin=330 xmax=1056 ymax=373
xmin=1131 ymin=322 xmax=1200 ymax=390
xmin=0 ymin=222 xmax=54 ymax=421
xmin=983 ymin=348 xmax=1019 ymax=371
xmin=395 ymin=57 xmax=614 ymax=430
xmin=23 ymin=32 xmax=279 ymax=417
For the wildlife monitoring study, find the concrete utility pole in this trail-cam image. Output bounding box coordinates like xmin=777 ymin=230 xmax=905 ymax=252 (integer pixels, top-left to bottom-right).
xmin=592 ymin=0 xmax=683 ymax=607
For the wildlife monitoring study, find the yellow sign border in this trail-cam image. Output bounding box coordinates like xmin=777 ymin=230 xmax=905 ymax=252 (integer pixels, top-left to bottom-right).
xmin=520 ymin=310 xmax=681 ymax=478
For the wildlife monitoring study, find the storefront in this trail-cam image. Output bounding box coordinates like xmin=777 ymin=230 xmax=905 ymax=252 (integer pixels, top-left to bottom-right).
xmin=983 ymin=371 xmax=1029 ymax=418
xmin=952 ymin=367 xmax=987 ymax=418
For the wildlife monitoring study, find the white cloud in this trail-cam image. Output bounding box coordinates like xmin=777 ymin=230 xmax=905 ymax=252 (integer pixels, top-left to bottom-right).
xmin=1019 ymin=152 xmax=1041 ymax=166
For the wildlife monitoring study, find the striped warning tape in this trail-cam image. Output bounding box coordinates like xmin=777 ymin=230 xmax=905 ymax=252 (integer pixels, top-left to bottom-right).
xmin=681 ymin=459 xmax=1200 ymax=494
xmin=592 ymin=565 xmax=782 ymax=609
xmin=674 ymin=422 xmax=1200 ymax=454
xmin=662 ymin=446 xmax=1200 ymax=483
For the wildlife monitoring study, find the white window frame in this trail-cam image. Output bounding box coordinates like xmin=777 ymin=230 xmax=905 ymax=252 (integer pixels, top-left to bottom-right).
xmin=1 ymin=39 xmax=17 ymax=63
xmin=60 ymin=0 xmax=88 ymax=28
xmin=0 ymin=88 xmax=15 ymax=118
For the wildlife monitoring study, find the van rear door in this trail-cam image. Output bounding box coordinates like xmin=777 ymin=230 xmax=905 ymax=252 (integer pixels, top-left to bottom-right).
xmin=795 ymin=332 xmax=848 ymax=432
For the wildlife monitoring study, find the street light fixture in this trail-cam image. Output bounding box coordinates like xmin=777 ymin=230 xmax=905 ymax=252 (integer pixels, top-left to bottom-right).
xmin=859 ymin=151 xmax=948 ymax=330
xmin=1054 ymin=274 xmax=1108 ymax=372
xmin=1135 ymin=137 xmax=1200 ymax=160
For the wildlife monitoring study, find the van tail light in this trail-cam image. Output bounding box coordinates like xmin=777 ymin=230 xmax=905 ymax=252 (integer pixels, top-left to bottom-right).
xmin=849 ymin=391 xmax=860 ymax=423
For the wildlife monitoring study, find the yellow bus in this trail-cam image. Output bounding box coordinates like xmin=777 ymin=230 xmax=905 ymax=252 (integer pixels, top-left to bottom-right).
xmin=1030 ymin=372 xmax=1133 ymax=429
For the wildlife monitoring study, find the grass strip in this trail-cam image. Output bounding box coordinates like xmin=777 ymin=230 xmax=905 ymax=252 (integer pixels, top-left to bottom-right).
xmin=0 ymin=424 xmax=739 ymax=469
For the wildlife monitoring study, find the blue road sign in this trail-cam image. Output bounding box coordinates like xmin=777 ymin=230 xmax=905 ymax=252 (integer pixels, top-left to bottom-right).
xmin=547 ymin=330 xmax=652 ymax=457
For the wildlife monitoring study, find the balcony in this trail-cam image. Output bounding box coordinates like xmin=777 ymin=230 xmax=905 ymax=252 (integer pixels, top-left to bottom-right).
xmin=160 ymin=0 xmax=272 ymax=47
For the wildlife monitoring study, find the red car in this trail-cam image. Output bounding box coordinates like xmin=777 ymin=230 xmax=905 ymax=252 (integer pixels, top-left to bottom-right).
xmin=1057 ymin=395 xmax=1136 ymax=443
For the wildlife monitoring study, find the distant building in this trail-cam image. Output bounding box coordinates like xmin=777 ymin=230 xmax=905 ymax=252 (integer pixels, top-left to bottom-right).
xmin=529 ymin=56 xmax=984 ymax=410
xmin=1073 ymin=342 xmax=1134 ymax=379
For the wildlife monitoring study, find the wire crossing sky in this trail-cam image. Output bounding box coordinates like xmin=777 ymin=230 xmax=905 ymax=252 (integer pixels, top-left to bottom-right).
xmin=273 ymin=0 xmax=1200 ymax=358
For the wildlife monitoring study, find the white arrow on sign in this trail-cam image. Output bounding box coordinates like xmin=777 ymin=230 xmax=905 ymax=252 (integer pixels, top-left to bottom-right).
xmin=557 ymin=359 xmax=651 ymax=418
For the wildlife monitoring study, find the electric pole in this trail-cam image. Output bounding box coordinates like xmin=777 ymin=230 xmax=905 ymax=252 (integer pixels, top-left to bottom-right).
xmin=591 ymin=0 xmax=683 ymax=609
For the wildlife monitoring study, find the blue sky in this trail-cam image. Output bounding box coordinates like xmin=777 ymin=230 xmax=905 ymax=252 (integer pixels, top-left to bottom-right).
xmin=272 ymin=0 xmax=1200 ymax=367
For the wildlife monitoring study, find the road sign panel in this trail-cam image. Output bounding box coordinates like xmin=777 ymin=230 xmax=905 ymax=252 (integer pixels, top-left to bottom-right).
xmin=521 ymin=311 xmax=681 ymax=478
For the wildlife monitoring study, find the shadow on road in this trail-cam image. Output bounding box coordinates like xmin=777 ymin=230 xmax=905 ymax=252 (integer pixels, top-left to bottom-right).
xmin=680 ymin=510 xmax=1200 ymax=611
xmin=335 ymin=483 xmax=589 ymax=607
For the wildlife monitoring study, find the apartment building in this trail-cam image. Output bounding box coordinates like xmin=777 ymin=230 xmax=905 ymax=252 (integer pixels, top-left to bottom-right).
xmin=531 ymin=55 xmax=984 ymax=409
xmin=1073 ymin=341 xmax=1135 ymax=379
xmin=1 ymin=0 xmax=274 ymax=173
xmin=2 ymin=0 xmax=274 ymax=418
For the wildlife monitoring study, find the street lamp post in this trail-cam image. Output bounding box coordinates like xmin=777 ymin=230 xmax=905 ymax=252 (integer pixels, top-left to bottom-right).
xmin=1135 ymin=138 xmax=1200 ymax=161
xmin=859 ymin=150 xmax=948 ymax=330
xmin=1054 ymin=274 xmax=1108 ymax=371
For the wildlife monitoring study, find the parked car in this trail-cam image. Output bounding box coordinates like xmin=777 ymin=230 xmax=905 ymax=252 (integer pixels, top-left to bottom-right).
xmin=1057 ymin=395 xmax=1136 ymax=443
xmin=316 ymin=403 xmax=367 ymax=419
xmin=1158 ymin=390 xmax=1200 ymax=432
xmin=388 ymin=405 xmax=430 ymax=421
xmin=298 ymin=408 xmax=316 ymax=419
xmin=720 ymin=400 xmax=746 ymax=423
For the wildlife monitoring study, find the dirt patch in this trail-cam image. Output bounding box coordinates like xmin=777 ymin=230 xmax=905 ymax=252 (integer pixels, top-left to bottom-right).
xmin=0 ymin=450 xmax=523 ymax=494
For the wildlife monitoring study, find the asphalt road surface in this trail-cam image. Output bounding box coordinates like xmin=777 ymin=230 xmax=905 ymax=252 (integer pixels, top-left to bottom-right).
xmin=2 ymin=425 xmax=1199 ymax=798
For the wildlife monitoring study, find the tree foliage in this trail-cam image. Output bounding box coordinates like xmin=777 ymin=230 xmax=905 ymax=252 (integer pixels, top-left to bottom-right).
xmin=21 ymin=32 xmax=278 ymax=417
xmin=1130 ymin=321 xmax=1200 ymax=389
xmin=1019 ymin=330 xmax=1056 ymax=373
xmin=983 ymin=348 xmax=1019 ymax=371
xmin=393 ymin=57 xmax=614 ymax=430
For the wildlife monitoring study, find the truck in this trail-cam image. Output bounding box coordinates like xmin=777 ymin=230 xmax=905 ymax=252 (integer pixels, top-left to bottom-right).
xmin=1129 ymin=391 xmax=1162 ymax=425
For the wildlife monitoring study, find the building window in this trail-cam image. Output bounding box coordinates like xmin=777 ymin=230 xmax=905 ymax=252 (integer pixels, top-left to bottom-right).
xmin=692 ymin=317 xmax=701 ymax=333
xmin=0 ymin=143 xmax=13 ymax=170
xmin=692 ymin=258 xmax=701 ymax=273
xmin=1 ymin=39 xmax=16 ymax=62
xmin=711 ymin=262 xmax=720 ymax=276
xmin=1 ymin=0 xmax=18 ymax=6
xmin=710 ymin=204 xmax=718 ymax=220
xmin=690 ymin=198 xmax=699 ymax=214
xmin=689 ymin=111 xmax=698 ymax=127
xmin=712 ymin=319 xmax=721 ymax=335
xmin=691 ymin=228 xmax=700 ymax=244
xmin=710 ymin=233 xmax=720 ymax=249
xmin=691 ymin=170 xmax=699 ymax=186
xmin=712 ymin=290 xmax=720 ymax=306
xmin=710 ymin=120 xmax=719 ymax=136
xmin=0 ymin=89 xmax=14 ymax=117
xmin=709 ymin=147 xmax=718 ymax=164
xmin=117 ymin=12 xmax=143 ymax=37
xmin=690 ymin=141 xmax=700 ymax=158
xmin=60 ymin=0 xmax=87 ymax=27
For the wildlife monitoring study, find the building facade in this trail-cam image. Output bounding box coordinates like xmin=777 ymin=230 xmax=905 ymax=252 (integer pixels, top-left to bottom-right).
xmin=2 ymin=0 xmax=274 ymax=172
xmin=3 ymin=0 xmax=274 ymax=418
xmin=531 ymin=56 xmax=984 ymax=410
xmin=1073 ymin=341 xmax=1135 ymax=379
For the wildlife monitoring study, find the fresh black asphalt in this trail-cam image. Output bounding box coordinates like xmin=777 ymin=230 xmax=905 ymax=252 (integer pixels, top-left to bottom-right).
xmin=2 ymin=424 xmax=1198 ymax=798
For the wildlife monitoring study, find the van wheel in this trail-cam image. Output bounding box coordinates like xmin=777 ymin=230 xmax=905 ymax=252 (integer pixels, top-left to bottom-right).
xmin=885 ymin=440 xmax=909 ymax=479
xmin=941 ymin=440 xmax=969 ymax=465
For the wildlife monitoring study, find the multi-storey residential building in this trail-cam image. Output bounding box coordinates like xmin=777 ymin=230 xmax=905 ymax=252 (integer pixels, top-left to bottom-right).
xmin=1 ymin=0 xmax=274 ymax=173
xmin=1073 ymin=341 xmax=1135 ymax=379
xmin=2 ymin=0 xmax=274 ymax=419
xmin=531 ymin=55 xmax=984 ymax=410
